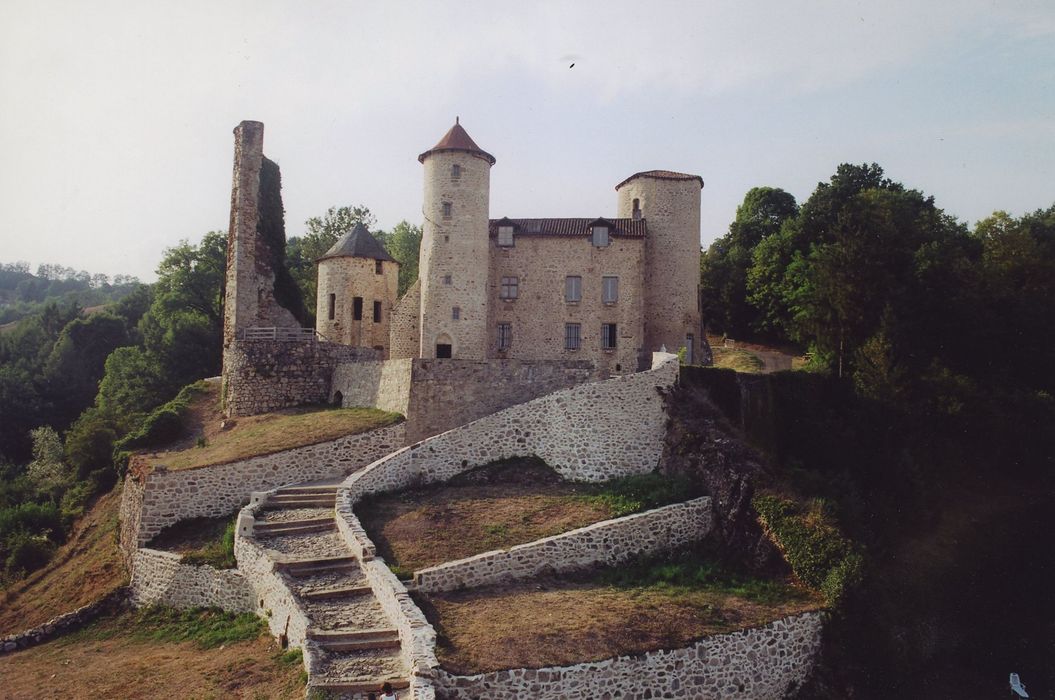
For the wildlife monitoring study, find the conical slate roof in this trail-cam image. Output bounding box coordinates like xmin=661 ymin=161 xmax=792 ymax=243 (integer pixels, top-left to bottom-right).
xmin=418 ymin=118 xmax=496 ymax=165
xmin=317 ymin=223 xmax=396 ymax=263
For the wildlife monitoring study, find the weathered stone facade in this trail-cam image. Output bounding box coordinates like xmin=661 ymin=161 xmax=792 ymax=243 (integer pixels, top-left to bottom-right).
xmin=389 ymin=279 xmax=421 ymax=360
xmin=410 ymin=496 xmax=713 ymax=594
xmin=432 ymin=611 xmax=824 ymax=699
xmin=331 ymin=358 xmax=414 ymax=416
xmin=129 ymin=548 xmax=255 ymax=611
xmin=316 ymin=254 xmax=399 ymax=354
xmin=223 ymin=338 xmax=378 ymax=417
xmin=119 ymin=422 xmax=405 ymax=551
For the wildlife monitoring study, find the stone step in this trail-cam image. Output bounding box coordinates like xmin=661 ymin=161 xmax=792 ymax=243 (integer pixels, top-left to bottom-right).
xmin=253 ymin=517 xmax=336 ymax=537
xmin=310 ymin=678 xmax=409 ymax=696
xmin=301 ymin=584 xmax=374 ymax=600
xmin=308 ymin=628 xmax=401 ymax=652
xmin=277 ymin=555 xmax=358 ymax=577
xmin=265 ymin=496 xmax=337 ymax=509
xmin=275 ymin=484 xmax=339 ymax=496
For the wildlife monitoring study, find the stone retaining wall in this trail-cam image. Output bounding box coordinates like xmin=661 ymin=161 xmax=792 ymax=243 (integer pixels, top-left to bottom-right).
xmin=129 ymin=548 xmax=255 ymax=611
xmin=1 ymin=588 xmax=129 ymax=655
xmin=120 ymin=422 xmax=405 ymax=552
xmin=411 ymin=496 xmax=712 ymax=594
xmin=234 ymin=517 xmax=312 ymax=646
xmin=340 ymin=353 xmax=679 ymax=504
xmin=332 ymin=358 xmax=413 ymax=415
xmin=433 ymin=611 xmax=825 ymax=700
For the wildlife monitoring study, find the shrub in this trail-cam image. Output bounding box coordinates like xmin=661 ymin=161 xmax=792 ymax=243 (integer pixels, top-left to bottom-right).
xmin=4 ymin=532 xmax=56 ymax=579
xmin=112 ymin=380 xmax=209 ymax=470
xmin=583 ymin=472 xmax=700 ymax=517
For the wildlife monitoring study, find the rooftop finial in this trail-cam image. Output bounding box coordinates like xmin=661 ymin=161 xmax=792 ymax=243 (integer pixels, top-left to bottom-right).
xmin=456 ymin=116 xmax=459 ymax=125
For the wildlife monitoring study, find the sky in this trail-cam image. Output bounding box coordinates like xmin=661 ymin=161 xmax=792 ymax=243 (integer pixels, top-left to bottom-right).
xmin=1 ymin=0 xmax=1053 ymax=282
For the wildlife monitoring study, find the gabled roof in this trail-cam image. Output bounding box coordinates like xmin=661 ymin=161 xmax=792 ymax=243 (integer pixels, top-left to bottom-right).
xmin=418 ymin=118 xmax=496 ymax=165
xmin=614 ymin=170 xmax=704 ymax=191
xmin=488 ymin=218 xmax=648 ymax=239
xmin=317 ymin=223 xmax=397 ymax=263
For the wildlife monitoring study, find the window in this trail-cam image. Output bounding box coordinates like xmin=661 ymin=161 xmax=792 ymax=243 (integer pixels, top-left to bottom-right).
xmin=497 ymin=322 xmax=512 ymax=350
xmin=443 ymin=274 xmax=452 ymax=285
xmin=442 ymin=202 xmax=452 ymax=218
xmin=500 ymin=276 xmax=518 ymax=300
xmin=452 ymin=306 xmax=460 ymax=320
xmin=686 ymin=334 xmax=694 ymax=365
xmin=328 ymin=293 xmax=336 ymax=321
xmin=602 ymin=276 xmax=619 ymax=304
xmin=602 ymin=323 xmax=617 ymax=350
xmin=353 ymin=296 xmax=363 ymax=321
xmin=451 ymin=163 xmax=461 ymax=180
xmin=565 ymin=276 xmax=582 ymax=303
xmin=632 ymin=198 xmax=642 ymax=220
xmin=373 ymin=300 xmax=382 ymax=322
xmin=565 ymin=323 xmax=581 ymax=350
xmin=592 ymin=225 xmax=609 ymax=247
xmin=375 ymin=260 xmax=383 ymax=274
xmin=497 ymin=225 xmax=514 ymax=247
xmin=436 ymin=343 xmax=452 ymax=358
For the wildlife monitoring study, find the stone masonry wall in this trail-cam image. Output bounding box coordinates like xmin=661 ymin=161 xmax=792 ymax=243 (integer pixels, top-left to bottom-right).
xmin=121 ymin=422 xmax=405 ymax=551
xmin=339 ymin=353 xmax=679 ymax=510
xmin=433 ymin=611 xmax=825 ymax=700
xmin=130 ymin=548 xmax=255 ymax=612
xmin=1 ymin=588 xmax=129 ymax=655
xmin=118 ymin=471 xmax=146 ymax=569
xmin=410 ymin=496 xmax=712 ymax=594
xmin=331 ymin=358 xmax=414 ymax=415
xmin=234 ymin=521 xmax=312 ymax=646
xmin=223 ymin=338 xmax=379 ymax=417
xmin=389 ymin=279 xmax=421 ymax=360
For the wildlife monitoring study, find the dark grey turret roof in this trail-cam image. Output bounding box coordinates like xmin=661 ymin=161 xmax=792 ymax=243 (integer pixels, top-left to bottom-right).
xmin=317 ymin=223 xmax=397 ymax=263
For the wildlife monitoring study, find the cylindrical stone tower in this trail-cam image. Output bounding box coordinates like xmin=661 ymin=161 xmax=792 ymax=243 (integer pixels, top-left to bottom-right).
xmin=417 ymin=119 xmax=495 ymax=359
xmin=615 ymin=170 xmax=704 ymax=363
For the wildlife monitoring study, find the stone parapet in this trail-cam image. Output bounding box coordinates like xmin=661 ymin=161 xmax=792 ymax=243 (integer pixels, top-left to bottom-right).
xmin=410 ymin=496 xmax=712 ymax=594
xmin=433 ymin=611 xmax=825 ymax=699
xmin=129 ymin=548 xmax=254 ymax=611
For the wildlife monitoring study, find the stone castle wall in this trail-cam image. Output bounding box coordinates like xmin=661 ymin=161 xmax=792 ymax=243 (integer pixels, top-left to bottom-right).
xmin=388 ymin=279 xmax=421 ymax=360
xmin=234 ymin=521 xmax=313 ymax=645
xmin=120 ymin=422 xmax=405 ymax=551
xmin=223 ymin=338 xmax=378 ymax=417
xmin=129 ymin=548 xmax=254 ymax=611
xmin=331 ymin=358 xmax=414 ymax=416
xmin=433 ymin=611 xmax=824 ymax=700
xmin=410 ymin=496 xmax=712 ymax=594
xmin=316 ymin=255 xmax=399 ymax=353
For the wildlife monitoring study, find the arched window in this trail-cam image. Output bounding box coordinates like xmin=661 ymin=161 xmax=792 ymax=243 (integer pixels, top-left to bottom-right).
xmin=632 ymin=198 xmax=642 ymax=220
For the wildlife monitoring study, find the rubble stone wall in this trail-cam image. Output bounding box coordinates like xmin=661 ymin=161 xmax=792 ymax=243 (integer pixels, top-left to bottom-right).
xmin=129 ymin=548 xmax=254 ymax=611
xmin=433 ymin=611 xmax=825 ymax=700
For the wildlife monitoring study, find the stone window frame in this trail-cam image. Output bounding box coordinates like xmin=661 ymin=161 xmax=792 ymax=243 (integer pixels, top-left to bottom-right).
xmin=353 ymin=296 xmax=363 ymax=321
xmin=565 ymin=323 xmax=581 ymax=351
xmin=373 ymin=300 xmax=382 ymax=323
xmin=565 ymin=275 xmax=582 ymax=303
xmin=500 ymin=276 xmax=519 ymax=300
xmin=602 ymin=276 xmax=619 ymax=304
xmin=632 ymin=198 xmax=642 ymax=220
xmin=327 ymin=293 xmax=336 ymax=321
xmin=497 ymin=322 xmax=512 ymax=351
xmin=497 ymin=225 xmax=515 ymax=247
xmin=602 ymin=322 xmax=617 ymax=350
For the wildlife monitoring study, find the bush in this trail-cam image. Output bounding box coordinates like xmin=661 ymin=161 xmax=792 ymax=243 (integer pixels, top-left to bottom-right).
xmin=4 ymin=532 xmax=56 ymax=579
xmin=583 ymin=472 xmax=701 ymax=517
xmin=112 ymin=380 xmax=209 ymax=470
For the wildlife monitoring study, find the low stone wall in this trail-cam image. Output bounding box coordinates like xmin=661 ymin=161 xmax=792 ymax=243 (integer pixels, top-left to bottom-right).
xmin=117 ymin=474 xmax=147 ymax=570
xmin=332 ymin=358 xmax=413 ymax=415
xmin=129 ymin=548 xmax=255 ymax=611
xmin=340 ymin=353 xmax=679 ymax=503
xmin=234 ymin=518 xmax=312 ymax=646
xmin=121 ymin=422 xmax=406 ymax=551
xmin=411 ymin=497 xmax=712 ymax=594
xmin=1 ymin=588 xmax=129 ymax=655
xmin=433 ymin=610 xmax=825 ymax=700
xmin=223 ymin=338 xmax=379 ymax=417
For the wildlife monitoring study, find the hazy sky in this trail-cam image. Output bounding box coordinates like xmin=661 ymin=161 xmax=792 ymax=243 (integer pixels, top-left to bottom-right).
xmin=1 ymin=1 xmax=1052 ymax=282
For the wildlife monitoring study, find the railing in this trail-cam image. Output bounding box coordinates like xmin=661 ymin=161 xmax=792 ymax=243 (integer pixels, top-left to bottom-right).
xmin=240 ymin=326 xmax=317 ymax=342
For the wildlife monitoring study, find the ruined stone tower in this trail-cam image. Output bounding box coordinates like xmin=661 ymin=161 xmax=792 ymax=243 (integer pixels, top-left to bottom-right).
xmin=417 ymin=119 xmax=495 ymax=359
xmin=615 ymin=171 xmax=704 ymax=363
xmin=315 ymin=223 xmax=399 ymax=356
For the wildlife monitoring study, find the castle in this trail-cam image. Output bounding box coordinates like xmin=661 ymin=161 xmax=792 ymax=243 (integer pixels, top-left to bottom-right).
xmin=315 ymin=119 xmax=706 ymax=373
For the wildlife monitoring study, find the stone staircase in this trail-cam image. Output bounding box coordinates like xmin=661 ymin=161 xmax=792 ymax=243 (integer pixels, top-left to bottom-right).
xmin=253 ymin=483 xmax=410 ymax=698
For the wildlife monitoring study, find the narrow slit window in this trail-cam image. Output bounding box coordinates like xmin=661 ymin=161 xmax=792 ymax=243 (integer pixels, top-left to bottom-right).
xmin=353 ymin=297 xmax=363 ymax=321
xmin=328 ymin=293 xmax=336 ymax=320
xmin=442 ymin=202 xmax=452 ymax=218
xmin=451 ymin=163 xmax=461 ymax=180
xmin=375 ymin=260 xmax=383 ymax=274
xmin=373 ymin=300 xmax=382 ymax=322
xmin=452 ymin=306 xmax=460 ymax=320
xmin=632 ymin=198 xmax=642 ymax=220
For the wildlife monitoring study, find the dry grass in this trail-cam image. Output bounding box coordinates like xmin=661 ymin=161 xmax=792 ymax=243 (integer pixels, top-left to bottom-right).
xmin=709 ymin=346 xmax=765 ymax=373
xmin=143 ymin=382 xmax=402 ymax=471
xmin=422 ymin=576 xmax=823 ymax=675
xmin=0 ymin=488 xmax=126 ymax=636
xmin=357 ymin=459 xmax=618 ymax=573
xmin=0 ymin=612 xmax=305 ymax=699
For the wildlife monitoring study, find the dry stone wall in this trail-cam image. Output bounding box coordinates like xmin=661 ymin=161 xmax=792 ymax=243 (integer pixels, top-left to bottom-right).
xmin=223 ymin=338 xmax=379 ymax=417
xmin=332 ymin=358 xmax=413 ymax=415
xmin=433 ymin=611 xmax=824 ymax=700
xmin=1 ymin=588 xmax=128 ymax=655
xmin=389 ymin=279 xmax=421 ymax=360
xmin=121 ymin=422 xmax=405 ymax=550
xmin=410 ymin=497 xmax=712 ymax=594
xmin=341 ymin=353 xmax=678 ymax=503
xmin=130 ymin=548 xmax=254 ymax=611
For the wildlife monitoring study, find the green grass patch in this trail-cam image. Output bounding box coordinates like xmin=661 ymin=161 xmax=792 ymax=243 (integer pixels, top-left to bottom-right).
xmin=578 ymin=472 xmax=702 ymax=517
xmin=181 ymin=519 xmax=237 ymax=569
xmin=67 ymin=607 xmax=265 ymax=649
xmin=753 ymin=493 xmax=863 ymax=606
xmin=599 ymin=549 xmax=808 ymax=606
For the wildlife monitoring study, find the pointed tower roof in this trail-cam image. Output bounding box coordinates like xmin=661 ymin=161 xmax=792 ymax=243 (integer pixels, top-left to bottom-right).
xmin=418 ymin=118 xmax=496 ymax=165
xmin=317 ymin=223 xmax=397 ymax=263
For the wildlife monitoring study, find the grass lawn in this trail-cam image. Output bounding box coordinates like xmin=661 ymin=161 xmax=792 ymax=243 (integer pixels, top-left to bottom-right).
xmin=143 ymin=381 xmax=402 ymax=471
xmin=710 ymin=346 xmax=765 ymax=373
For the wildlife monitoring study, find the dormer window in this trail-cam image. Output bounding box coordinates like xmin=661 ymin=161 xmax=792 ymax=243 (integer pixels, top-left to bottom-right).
xmin=451 ymin=163 xmax=461 ymax=180
xmin=497 ymin=225 xmax=514 ymax=247
xmin=632 ymin=198 xmax=642 ymax=220
xmin=592 ymin=225 xmax=610 ymax=247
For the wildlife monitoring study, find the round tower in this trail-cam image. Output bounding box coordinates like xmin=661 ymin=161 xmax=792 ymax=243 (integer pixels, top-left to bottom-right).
xmin=315 ymin=222 xmax=399 ymax=356
xmin=417 ymin=119 xmax=495 ymax=359
xmin=615 ymin=170 xmax=704 ymax=363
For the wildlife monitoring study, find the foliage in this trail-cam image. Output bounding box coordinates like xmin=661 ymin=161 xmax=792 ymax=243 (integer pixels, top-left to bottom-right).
xmin=180 ymin=519 xmax=237 ymax=569
xmin=0 ymin=501 xmax=63 ymax=580
xmin=258 ymin=158 xmax=310 ymax=325
xmin=0 ymin=261 xmax=140 ymax=326
xmin=752 ymin=493 xmax=862 ymax=606
xmin=112 ymin=381 xmax=208 ymax=468
xmin=580 ymin=472 xmax=701 ymax=517
xmin=377 ymin=220 xmax=423 ymax=297
xmin=26 ymin=426 xmax=73 ymax=503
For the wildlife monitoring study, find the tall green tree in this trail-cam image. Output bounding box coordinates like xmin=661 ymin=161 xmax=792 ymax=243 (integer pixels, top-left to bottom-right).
xmin=287 ymin=205 xmax=377 ymax=316
xmin=382 ymin=220 xmax=423 ymax=297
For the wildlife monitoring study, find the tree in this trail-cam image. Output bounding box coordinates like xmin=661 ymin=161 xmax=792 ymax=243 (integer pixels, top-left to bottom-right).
xmin=26 ymin=426 xmax=71 ymax=503
xmin=382 ymin=220 xmax=422 ymax=297
xmin=287 ymin=205 xmax=377 ymax=317
xmin=42 ymin=313 xmax=131 ymax=428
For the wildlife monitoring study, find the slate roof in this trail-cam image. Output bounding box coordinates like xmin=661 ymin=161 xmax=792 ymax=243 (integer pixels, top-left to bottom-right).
xmin=317 ymin=223 xmax=397 ymax=263
xmin=614 ymin=169 xmax=704 ymax=191
xmin=488 ymin=217 xmax=648 ymax=239
xmin=418 ymin=119 xmax=496 ymax=165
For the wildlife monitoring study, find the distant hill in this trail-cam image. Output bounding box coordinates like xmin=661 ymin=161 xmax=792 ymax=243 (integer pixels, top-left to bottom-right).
xmin=0 ymin=262 xmax=142 ymax=325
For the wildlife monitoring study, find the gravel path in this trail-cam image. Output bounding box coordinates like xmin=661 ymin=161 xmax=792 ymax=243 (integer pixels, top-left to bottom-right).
xmin=304 ymin=595 xmax=389 ymax=630
xmin=264 ymin=530 xmax=348 ymax=559
xmin=256 ymin=507 xmax=333 ymax=524
xmin=316 ymin=647 xmax=404 ymax=682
